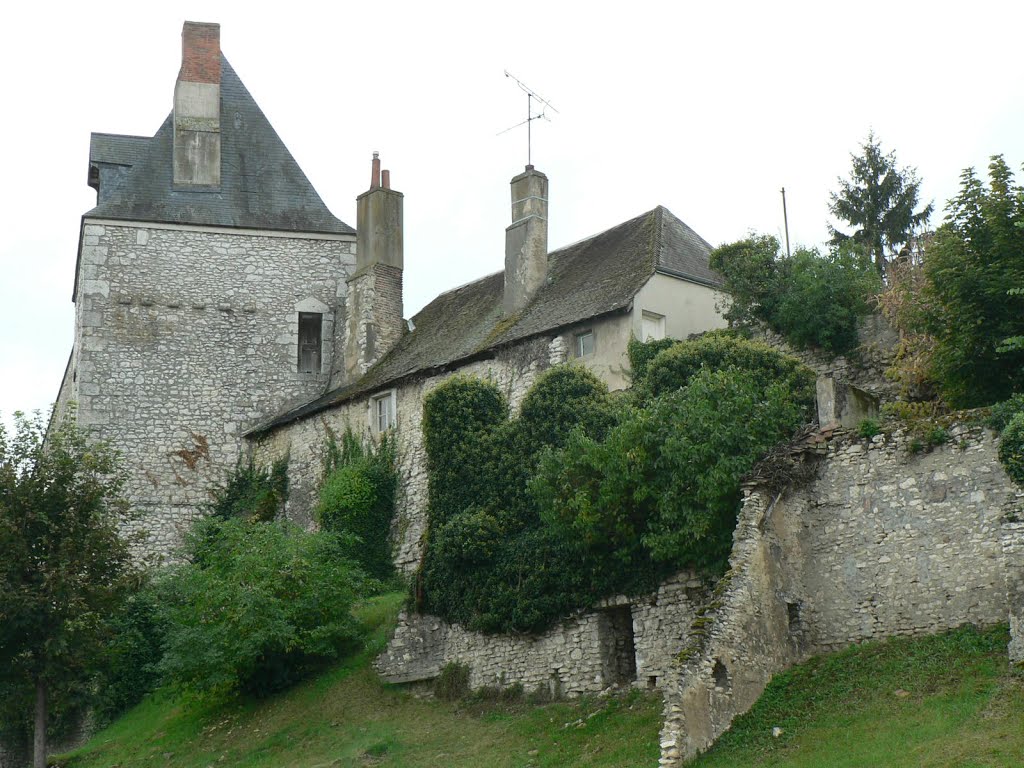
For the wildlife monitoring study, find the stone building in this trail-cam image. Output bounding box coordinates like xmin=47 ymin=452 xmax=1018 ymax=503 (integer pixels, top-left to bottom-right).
xmin=55 ymin=21 xmax=727 ymax=559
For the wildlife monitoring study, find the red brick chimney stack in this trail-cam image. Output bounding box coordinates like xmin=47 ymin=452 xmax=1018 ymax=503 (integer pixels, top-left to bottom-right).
xmin=173 ymin=21 xmax=222 ymax=188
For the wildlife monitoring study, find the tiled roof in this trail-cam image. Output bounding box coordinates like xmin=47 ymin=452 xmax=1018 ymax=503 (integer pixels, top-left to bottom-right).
xmin=84 ymin=56 xmax=353 ymax=235
xmin=249 ymin=206 xmax=722 ymax=434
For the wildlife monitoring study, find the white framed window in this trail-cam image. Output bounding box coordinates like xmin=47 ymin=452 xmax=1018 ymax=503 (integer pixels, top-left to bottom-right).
xmin=370 ymin=390 xmax=396 ymax=434
xmin=575 ymin=329 xmax=595 ymax=357
xmin=641 ymin=310 xmax=666 ymax=341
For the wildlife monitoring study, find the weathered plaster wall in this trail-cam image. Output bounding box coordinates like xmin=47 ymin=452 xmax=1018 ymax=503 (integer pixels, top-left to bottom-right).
xmin=375 ymin=572 xmax=708 ymax=696
xmin=251 ymin=335 xmax=569 ymax=572
xmin=659 ymin=425 xmax=1023 ymax=766
xmin=74 ymin=219 xmax=355 ymax=556
xmin=633 ymin=273 xmax=727 ymax=342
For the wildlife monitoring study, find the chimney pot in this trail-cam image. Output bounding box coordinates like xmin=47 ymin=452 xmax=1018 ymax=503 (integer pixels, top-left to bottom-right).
xmin=370 ymin=152 xmax=381 ymax=189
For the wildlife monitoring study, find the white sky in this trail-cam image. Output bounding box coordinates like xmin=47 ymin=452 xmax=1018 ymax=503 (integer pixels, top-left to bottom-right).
xmin=1 ymin=0 xmax=1022 ymax=429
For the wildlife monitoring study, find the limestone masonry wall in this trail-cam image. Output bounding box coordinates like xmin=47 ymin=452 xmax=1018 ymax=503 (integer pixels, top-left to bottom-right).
xmin=659 ymin=425 xmax=1023 ymax=765
xmin=74 ymin=221 xmax=355 ymax=557
xmin=252 ymin=335 xmax=569 ymax=572
xmin=374 ymin=572 xmax=707 ymax=696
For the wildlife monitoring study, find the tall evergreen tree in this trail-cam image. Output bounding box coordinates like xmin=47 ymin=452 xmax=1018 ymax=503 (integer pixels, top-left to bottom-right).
xmin=829 ymin=131 xmax=934 ymax=275
xmin=924 ymin=156 xmax=1024 ymax=406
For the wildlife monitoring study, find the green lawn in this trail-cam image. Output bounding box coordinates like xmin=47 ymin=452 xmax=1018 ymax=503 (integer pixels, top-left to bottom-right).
xmin=57 ymin=593 xmax=662 ymax=768
xmin=58 ymin=601 xmax=1023 ymax=768
xmin=693 ymin=625 xmax=1024 ymax=768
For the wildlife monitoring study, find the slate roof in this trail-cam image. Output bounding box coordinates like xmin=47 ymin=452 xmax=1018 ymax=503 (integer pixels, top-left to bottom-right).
xmin=84 ymin=56 xmax=353 ymax=235
xmin=249 ymin=205 xmax=723 ymax=435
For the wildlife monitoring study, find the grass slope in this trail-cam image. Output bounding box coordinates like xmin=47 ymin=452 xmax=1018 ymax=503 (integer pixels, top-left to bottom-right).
xmin=59 ymin=600 xmax=1023 ymax=768
xmin=693 ymin=624 xmax=1024 ymax=768
xmin=58 ymin=594 xmax=661 ymax=768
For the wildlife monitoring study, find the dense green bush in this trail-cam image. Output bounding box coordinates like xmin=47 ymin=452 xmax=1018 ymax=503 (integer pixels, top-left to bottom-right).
xmin=642 ymin=333 xmax=816 ymax=410
xmin=536 ymin=367 xmax=808 ymax=573
xmin=155 ymin=518 xmax=367 ymax=698
xmin=627 ymin=335 xmax=678 ymax=384
xmin=316 ymin=429 xmax=397 ymax=580
xmin=208 ymin=457 xmax=289 ymax=522
xmin=999 ymin=413 xmax=1024 ymax=486
xmin=420 ymin=344 xmax=813 ymax=634
xmin=988 ymin=394 xmax=1024 ymax=432
xmin=709 ymin=235 xmax=879 ymax=357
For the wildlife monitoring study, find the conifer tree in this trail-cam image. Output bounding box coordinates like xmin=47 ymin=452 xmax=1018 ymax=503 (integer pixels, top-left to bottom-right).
xmin=829 ymin=131 xmax=934 ymax=275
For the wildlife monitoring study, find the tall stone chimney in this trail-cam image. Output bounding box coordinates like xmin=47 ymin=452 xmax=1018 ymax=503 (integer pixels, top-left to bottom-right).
xmin=503 ymin=165 xmax=549 ymax=314
xmin=344 ymin=153 xmax=405 ymax=380
xmin=173 ymin=21 xmax=221 ymax=187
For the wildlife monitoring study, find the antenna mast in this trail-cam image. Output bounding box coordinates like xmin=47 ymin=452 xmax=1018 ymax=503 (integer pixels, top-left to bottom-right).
xmin=498 ymin=71 xmax=559 ymax=166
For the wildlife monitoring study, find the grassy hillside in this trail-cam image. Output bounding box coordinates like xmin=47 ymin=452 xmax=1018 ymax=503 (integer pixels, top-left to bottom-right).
xmin=693 ymin=624 xmax=1023 ymax=768
xmin=59 ymin=602 xmax=1022 ymax=768
xmin=57 ymin=593 xmax=662 ymax=768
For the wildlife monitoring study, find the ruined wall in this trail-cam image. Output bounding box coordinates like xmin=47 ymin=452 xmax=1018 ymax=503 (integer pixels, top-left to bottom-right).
xmin=375 ymin=572 xmax=707 ymax=696
xmin=74 ymin=220 xmax=355 ymax=556
xmin=659 ymin=425 xmax=1023 ymax=766
xmin=251 ymin=335 xmax=568 ymax=573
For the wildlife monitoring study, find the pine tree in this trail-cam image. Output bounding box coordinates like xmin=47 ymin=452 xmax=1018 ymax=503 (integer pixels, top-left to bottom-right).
xmin=829 ymin=131 xmax=934 ymax=275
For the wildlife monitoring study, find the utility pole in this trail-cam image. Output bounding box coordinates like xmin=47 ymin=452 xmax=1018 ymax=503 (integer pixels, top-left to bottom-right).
xmin=781 ymin=187 xmax=792 ymax=258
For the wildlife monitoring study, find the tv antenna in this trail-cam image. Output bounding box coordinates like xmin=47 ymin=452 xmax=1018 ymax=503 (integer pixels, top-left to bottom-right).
xmin=497 ymin=70 xmax=559 ymax=167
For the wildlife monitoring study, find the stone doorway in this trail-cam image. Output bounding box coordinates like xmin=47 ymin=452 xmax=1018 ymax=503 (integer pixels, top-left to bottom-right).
xmin=597 ymin=605 xmax=637 ymax=686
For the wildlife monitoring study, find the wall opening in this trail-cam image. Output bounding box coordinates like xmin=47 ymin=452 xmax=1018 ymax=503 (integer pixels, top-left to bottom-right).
xmin=712 ymin=658 xmax=730 ymax=691
xmin=298 ymin=312 xmax=323 ymax=373
xmin=787 ymin=600 xmax=802 ymax=634
xmin=598 ymin=605 xmax=637 ymax=686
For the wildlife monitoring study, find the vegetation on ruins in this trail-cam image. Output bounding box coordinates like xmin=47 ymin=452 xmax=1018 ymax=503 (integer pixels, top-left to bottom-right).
xmin=709 ymin=236 xmax=880 ymax=357
xmin=316 ymin=428 xmax=398 ymax=581
xmin=0 ymin=411 xmax=139 ymax=768
xmin=828 ymin=131 xmax=934 ymax=275
xmin=418 ymin=337 xmax=814 ymax=633
xmin=207 ymin=456 xmax=289 ymax=522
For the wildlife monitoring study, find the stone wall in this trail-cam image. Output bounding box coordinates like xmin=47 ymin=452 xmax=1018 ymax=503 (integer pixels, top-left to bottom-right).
xmin=74 ymin=220 xmax=355 ymax=557
xmin=251 ymin=335 xmax=568 ymax=572
xmin=658 ymin=425 xmax=1023 ymax=765
xmin=374 ymin=572 xmax=707 ymax=697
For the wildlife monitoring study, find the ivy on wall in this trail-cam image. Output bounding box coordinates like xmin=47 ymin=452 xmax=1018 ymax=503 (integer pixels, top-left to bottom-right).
xmin=418 ymin=337 xmax=815 ymax=634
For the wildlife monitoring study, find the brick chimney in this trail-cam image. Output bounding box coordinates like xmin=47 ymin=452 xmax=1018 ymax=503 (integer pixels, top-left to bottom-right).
xmin=344 ymin=153 xmax=405 ymax=379
xmin=173 ymin=22 xmax=221 ymax=187
xmin=503 ymin=165 xmax=549 ymax=314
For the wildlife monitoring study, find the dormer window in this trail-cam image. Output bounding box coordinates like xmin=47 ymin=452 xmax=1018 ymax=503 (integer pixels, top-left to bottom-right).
xmin=298 ymin=312 xmax=322 ymax=373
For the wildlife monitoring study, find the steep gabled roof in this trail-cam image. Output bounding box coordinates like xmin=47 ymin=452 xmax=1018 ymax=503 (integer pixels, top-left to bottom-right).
xmin=84 ymin=56 xmax=353 ymax=235
xmin=249 ymin=206 xmax=722 ymax=435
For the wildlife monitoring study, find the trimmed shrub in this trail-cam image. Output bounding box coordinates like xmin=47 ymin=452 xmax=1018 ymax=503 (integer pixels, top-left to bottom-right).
xmin=999 ymin=412 xmax=1024 ymax=486
xmin=316 ymin=430 xmax=397 ymax=580
xmin=156 ymin=518 xmax=368 ymax=698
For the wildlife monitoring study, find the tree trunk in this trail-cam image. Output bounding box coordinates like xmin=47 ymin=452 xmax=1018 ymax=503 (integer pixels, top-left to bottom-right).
xmin=33 ymin=678 xmax=46 ymax=768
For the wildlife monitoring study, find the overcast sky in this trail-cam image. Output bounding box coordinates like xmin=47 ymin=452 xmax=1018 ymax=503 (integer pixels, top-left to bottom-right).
xmin=1 ymin=0 xmax=1021 ymax=429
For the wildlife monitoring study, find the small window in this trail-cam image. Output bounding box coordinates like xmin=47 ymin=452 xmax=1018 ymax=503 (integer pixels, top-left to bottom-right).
xmin=298 ymin=312 xmax=323 ymax=373
xmin=575 ymin=330 xmax=595 ymax=357
xmin=642 ymin=311 xmax=666 ymax=341
xmin=370 ymin=391 xmax=396 ymax=433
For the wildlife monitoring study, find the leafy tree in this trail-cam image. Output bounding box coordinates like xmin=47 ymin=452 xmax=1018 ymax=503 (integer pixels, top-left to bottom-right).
xmin=923 ymin=156 xmax=1024 ymax=406
xmin=0 ymin=411 xmax=138 ymax=768
xmin=828 ymin=131 xmax=934 ymax=275
xmin=709 ymin=237 xmax=880 ymax=357
xmin=155 ymin=517 xmax=368 ymax=698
